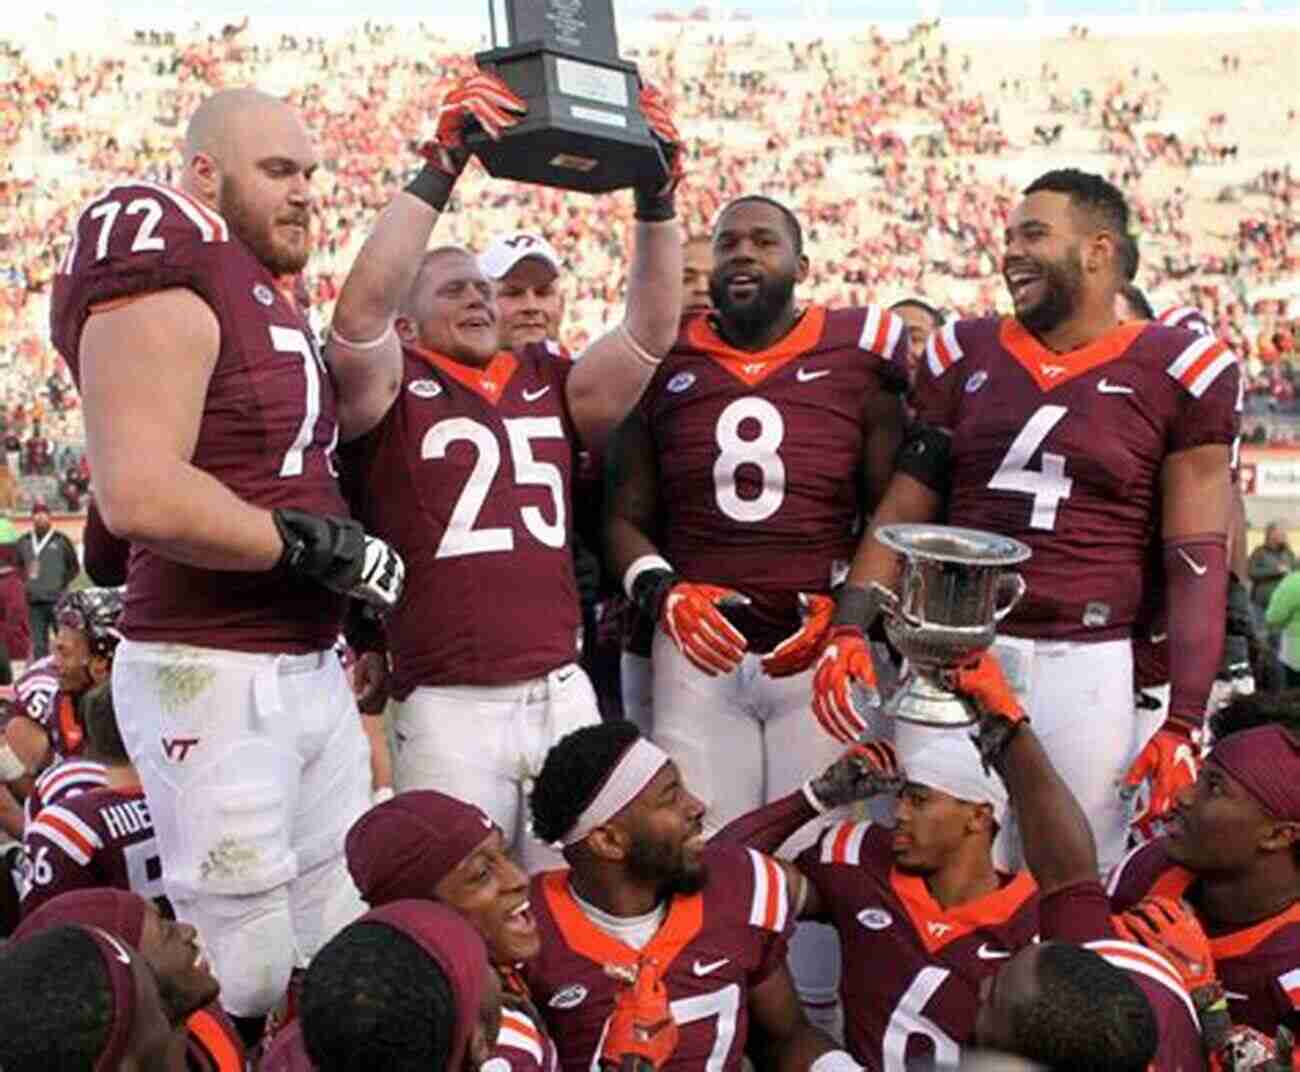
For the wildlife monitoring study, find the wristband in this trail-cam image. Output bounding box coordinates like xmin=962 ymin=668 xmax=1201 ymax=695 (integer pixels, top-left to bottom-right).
xmin=633 ymin=187 xmax=676 ymax=223
xmin=832 ymin=583 xmax=890 ymax=630
xmin=623 ymin=554 xmax=673 ymax=601
xmin=405 ymin=164 xmax=457 ymax=213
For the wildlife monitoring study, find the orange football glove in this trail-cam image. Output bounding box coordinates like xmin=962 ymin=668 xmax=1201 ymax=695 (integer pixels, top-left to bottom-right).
xmin=600 ymin=959 xmax=679 ymax=1072
xmin=808 ymin=738 xmax=905 ymax=809
xmin=660 ymin=583 xmax=749 ymax=676
xmin=420 ymin=71 xmax=527 ymax=176
xmin=811 ymin=626 xmax=878 ymax=744
xmin=1122 ymin=725 xmax=1200 ymax=842
xmin=637 ymin=83 xmax=685 ymax=197
xmin=761 ymin=593 xmax=835 ymax=678
xmin=950 ymin=652 xmax=1029 ymax=772
xmin=1112 ymin=896 xmax=1216 ymax=993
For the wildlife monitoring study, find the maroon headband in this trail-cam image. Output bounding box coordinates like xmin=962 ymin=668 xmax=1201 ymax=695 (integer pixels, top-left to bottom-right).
xmin=346 ymin=790 xmax=496 ymax=906
xmin=1211 ymin=724 xmax=1300 ymax=820
xmin=14 ymin=887 xmax=148 ymax=947
xmin=363 ymin=900 xmax=490 ymax=1070
xmin=84 ymin=925 xmax=139 ymax=1072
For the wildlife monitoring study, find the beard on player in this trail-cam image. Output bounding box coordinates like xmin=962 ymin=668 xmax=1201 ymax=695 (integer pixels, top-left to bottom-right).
xmin=1004 ymin=245 xmax=1084 ymax=337
xmin=709 ymin=260 xmax=798 ymax=346
xmin=625 ymin=818 xmax=709 ymax=899
xmin=219 ymin=173 xmax=312 ymax=276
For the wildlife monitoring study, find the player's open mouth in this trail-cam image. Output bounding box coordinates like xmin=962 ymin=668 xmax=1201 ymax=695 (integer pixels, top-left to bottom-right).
xmin=460 ymin=316 xmax=493 ymax=330
xmin=891 ymin=832 xmax=913 ymax=853
xmin=1005 ymin=269 xmax=1042 ymax=304
xmin=725 ymin=273 xmax=760 ymax=299
xmin=504 ymin=899 xmax=536 ymax=936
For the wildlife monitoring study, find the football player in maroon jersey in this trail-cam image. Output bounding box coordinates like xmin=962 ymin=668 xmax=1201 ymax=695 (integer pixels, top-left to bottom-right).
xmin=956 ymin=653 xmax=1208 ymax=1071
xmin=331 ymin=72 xmax=685 ymax=871
xmin=0 ymin=924 xmax=175 ymax=1072
xmin=888 ymin=298 xmax=944 ymax=388
xmin=21 ymin=682 xmax=165 ymax=917
xmin=4 ymin=586 xmax=122 ymax=782
xmin=14 ymin=887 xmax=241 ymax=1072
xmin=345 ymin=789 xmax=558 ymax=1071
xmin=606 ymin=194 xmax=910 ymax=1029
xmin=831 ymin=168 xmax=1240 ymax=874
xmin=1109 ymin=692 xmax=1300 ymax=1040
xmin=525 ymin=720 xmax=864 ymax=1071
xmin=51 ymin=87 xmax=405 ymax=1043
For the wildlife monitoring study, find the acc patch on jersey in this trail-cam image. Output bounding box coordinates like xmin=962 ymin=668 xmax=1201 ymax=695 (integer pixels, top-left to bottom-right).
xmin=666 ymin=371 xmax=696 ymax=394
xmin=548 ymin=983 xmax=588 ymax=1009
xmin=857 ymin=907 xmax=893 ymax=930
xmin=965 ymin=370 xmax=989 ymax=394
xmin=252 ymin=283 xmax=275 ymax=306
xmin=408 ymin=379 xmax=444 ymax=399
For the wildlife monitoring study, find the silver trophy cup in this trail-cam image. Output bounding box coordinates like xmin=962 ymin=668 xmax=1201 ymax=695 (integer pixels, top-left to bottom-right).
xmin=868 ymin=524 xmax=1032 ymax=727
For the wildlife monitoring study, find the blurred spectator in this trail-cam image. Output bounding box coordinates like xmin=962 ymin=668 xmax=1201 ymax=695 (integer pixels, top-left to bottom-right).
xmin=0 ymin=540 xmax=31 ymax=684
xmin=22 ymin=422 xmax=53 ymax=477
xmin=1265 ymin=565 xmax=1300 ymax=688
xmin=1249 ymin=521 xmax=1296 ymax=615
xmin=16 ymin=502 xmax=79 ymax=660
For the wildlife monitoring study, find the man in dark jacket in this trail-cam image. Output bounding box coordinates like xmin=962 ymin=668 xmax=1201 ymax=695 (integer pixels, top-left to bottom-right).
xmin=17 ymin=502 xmax=79 ymax=660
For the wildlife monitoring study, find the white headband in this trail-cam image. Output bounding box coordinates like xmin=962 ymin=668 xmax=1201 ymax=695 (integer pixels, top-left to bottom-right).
xmin=895 ymin=723 xmax=1009 ymax=827
xmin=561 ymin=738 xmax=671 ymax=847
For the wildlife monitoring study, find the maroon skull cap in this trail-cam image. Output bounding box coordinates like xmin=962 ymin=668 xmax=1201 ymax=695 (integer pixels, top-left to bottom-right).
xmin=1210 ymin=724 xmax=1300 ymax=820
xmin=346 ymin=789 xmax=497 ymax=906
xmin=14 ymin=886 xmax=148 ymax=947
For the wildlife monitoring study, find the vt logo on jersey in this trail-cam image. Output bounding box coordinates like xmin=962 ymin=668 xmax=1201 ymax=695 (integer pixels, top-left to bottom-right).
xmin=161 ymin=737 xmax=200 ymax=763
xmin=927 ymin=921 xmax=954 ymax=938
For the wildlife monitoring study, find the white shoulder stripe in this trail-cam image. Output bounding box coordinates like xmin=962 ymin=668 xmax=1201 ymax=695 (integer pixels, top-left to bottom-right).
xmin=1086 ymin=939 xmax=1197 ymax=1024
xmin=746 ymin=849 xmax=790 ymax=932
xmin=1279 ymin=967 xmax=1300 ymax=990
xmin=1160 ymin=305 xmax=1199 ymax=327
xmin=497 ymin=1023 xmax=544 ymax=1063
xmin=29 ymin=806 xmax=102 ymax=865
xmin=882 ymin=308 xmax=904 ymax=360
xmin=1165 ymin=334 xmax=1217 ymax=380
xmin=1188 ymin=352 xmax=1238 ymax=399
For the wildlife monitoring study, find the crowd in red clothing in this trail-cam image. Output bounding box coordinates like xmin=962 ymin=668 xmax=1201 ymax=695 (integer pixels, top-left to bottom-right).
xmin=1 ymin=17 xmax=1297 ymax=434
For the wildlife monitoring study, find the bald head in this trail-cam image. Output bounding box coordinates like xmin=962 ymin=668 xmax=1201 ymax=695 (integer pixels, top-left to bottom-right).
xmin=183 ymin=89 xmax=318 ymax=275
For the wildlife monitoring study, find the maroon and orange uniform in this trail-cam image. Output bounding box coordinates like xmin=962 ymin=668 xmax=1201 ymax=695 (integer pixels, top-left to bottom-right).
xmin=642 ymin=306 xmax=908 ymax=650
xmin=1109 ymin=839 xmax=1300 ymax=1037
xmin=493 ymin=1003 xmax=560 ymax=1071
xmin=916 ymin=317 xmax=1239 ymax=641
xmin=22 ymin=757 xmax=106 ymax=830
xmin=21 ymin=785 xmax=164 ymax=916
xmin=343 ymin=345 xmax=580 ymax=694
xmin=50 ymin=182 xmax=348 ymax=653
xmin=796 ymin=819 xmax=1039 ymax=1070
xmin=524 ymin=844 xmax=796 ymax=1071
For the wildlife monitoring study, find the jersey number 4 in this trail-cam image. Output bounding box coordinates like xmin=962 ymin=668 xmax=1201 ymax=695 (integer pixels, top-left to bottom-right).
xmin=987 ymin=404 xmax=1073 ymax=530
xmin=423 ymin=417 xmax=567 ymax=559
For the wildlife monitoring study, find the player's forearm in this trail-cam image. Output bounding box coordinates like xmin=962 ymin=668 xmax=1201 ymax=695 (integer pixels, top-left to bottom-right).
xmin=995 ymin=727 xmax=1098 ymax=895
xmin=607 ymin=514 xmax=662 ymax=590
xmin=622 ymin=218 xmax=683 ymax=360
xmin=713 ymin=790 xmax=818 ymax=854
xmin=332 ymin=191 xmax=439 ymax=344
xmin=0 ymin=786 xmax=23 ymax=839
xmin=96 ymin=459 xmax=282 ymax=572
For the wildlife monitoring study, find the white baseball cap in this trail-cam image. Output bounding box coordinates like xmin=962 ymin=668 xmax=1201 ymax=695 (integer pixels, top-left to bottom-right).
xmin=478 ymin=231 xmax=564 ymax=280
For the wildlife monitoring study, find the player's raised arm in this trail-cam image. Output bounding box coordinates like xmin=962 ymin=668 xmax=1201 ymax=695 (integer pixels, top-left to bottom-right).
xmin=327 ymin=71 xmax=526 ymax=442
xmin=566 ymin=86 xmax=685 ymax=455
xmin=953 ymin=653 xmax=1098 ymax=894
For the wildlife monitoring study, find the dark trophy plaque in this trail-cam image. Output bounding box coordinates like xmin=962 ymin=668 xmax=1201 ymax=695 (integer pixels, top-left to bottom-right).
xmin=464 ymin=0 xmax=669 ymax=194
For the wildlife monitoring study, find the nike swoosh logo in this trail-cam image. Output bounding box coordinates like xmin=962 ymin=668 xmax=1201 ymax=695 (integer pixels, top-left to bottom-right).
xmin=1097 ymin=379 xmax=1134 ymax=395
xmin=1178 ymin=548 xmax=1208 ymax=576
xmin=95 ymin=929 xmax=132 ymax=964
xmin=1224 ymin=990 xmax=1249 ymax=1001
xmin=693 ymin=957 xmax=729 ymax=976
xmin=976 ymin=943 xmax=1012 ymax=960
xmin=523 ymin=386 xmax=552 ymax=402
xmin=796 ymin=368 xmax=831 ymax=383
xmin=1149 ymin=632 xmax=1168 ymax=644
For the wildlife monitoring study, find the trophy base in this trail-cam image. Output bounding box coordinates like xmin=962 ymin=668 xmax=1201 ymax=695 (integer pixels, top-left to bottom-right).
xmin=468 ymin=44 xmax=667 ymax=194
xmin=887 ymin=670 xmax=978 ymax=728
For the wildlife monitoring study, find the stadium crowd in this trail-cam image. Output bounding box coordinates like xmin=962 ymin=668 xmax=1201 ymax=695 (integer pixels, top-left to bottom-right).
xmin=0 ymin=10 xmax=1297 ymax=1072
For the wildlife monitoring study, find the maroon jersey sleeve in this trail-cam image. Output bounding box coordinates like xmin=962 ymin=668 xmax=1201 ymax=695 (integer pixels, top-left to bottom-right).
xmin=1160 ymin=328 xmax=1240 ymax=454
xmin=1104 ymin=839 xmax=1180 ymax=912
xmin=83 ymin=499 xmax=130 ymax=587
xmin=51 ymin=182 xmax=232 ymax=365
xmin=14 ymin=657 xmax=59 ymax=729
xmin=21 ymin=800 xmax=105 ymax=911
xmin=913 ymin=320 xmax=972 ymax=432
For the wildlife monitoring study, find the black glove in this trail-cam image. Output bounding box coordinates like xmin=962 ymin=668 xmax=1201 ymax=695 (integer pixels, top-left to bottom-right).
xmin=273 ymin=509 xmax=405 ymax=611
xmin=629 ymin=567 xmax=681 ymax=625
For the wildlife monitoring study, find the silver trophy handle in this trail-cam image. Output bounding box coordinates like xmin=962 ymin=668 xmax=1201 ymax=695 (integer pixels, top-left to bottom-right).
xmin=993 ymin=571 xmax=1027 ymax=623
